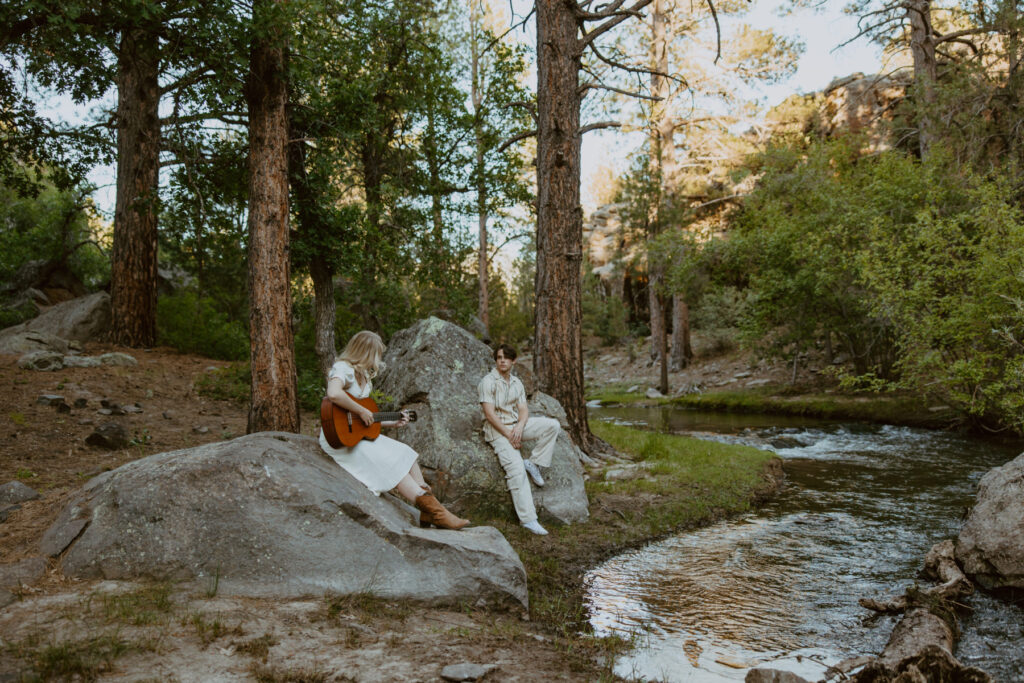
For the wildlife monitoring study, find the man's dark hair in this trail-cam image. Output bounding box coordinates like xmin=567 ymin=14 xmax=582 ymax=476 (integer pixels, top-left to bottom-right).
xmin=494 ymin=343 xmax=518 ymax=361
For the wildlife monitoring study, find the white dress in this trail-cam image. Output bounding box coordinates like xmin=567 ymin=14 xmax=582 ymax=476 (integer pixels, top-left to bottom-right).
xmin=318 ymin=360 xmax=418 ymax=495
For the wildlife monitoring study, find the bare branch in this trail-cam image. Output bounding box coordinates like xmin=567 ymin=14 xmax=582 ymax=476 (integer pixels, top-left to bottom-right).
xmin=574 ymin=0 xmax=628 ymax=20
xmin=934 ymin=26 xmax=993 ymax=46
xmin=159 ymin=66 xmax=216 ymax=96
xmin=504 ymin=100 xmax=538 ymax=123
xmin=579 ymin=81 xmax=660 ymax=100
xmin=578 ymin=0 xmax=655 ymax=50
xmin=496 ymin=129 xmax=536 ymax=153
xmin=706 ymin=0 xmax=722 ymax=65
xmin=578 ymin=120 xmax=621 ymax=135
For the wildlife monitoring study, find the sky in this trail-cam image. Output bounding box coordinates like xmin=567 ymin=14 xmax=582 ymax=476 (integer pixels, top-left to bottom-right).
xmin=47 ymin=0 xmax=884 ymax=218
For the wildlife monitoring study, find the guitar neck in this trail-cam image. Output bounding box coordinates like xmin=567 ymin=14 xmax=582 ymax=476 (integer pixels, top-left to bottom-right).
xmin=372 ymin=412 xmax=405 ymax=423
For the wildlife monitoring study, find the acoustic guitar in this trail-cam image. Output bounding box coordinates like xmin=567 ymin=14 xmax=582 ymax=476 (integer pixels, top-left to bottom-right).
xmin=320 ymin=394 xmax=417 ymax=448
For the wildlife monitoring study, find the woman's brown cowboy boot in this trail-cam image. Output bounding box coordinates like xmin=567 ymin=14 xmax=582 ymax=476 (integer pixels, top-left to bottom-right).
xmin=414 ymin=493 xmax=469 ymax=530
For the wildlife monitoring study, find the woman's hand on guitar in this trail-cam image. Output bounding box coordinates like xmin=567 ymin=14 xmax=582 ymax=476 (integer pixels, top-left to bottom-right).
xmin=358 ymin=407 xmax=374 ymax=426
xmin=394 ymin=410 xmax=411 ymax=427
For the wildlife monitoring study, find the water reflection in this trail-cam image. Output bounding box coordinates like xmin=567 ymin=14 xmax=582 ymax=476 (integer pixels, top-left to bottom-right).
xmin=586 ymin=407 xmax=1024 ymax=682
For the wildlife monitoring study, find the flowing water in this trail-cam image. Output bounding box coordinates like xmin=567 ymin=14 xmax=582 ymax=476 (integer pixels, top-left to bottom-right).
xmin=585 ymin=406 xmax=1024 ymax=682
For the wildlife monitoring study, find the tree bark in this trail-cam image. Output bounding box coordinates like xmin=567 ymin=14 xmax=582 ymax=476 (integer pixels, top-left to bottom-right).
xmin=906 ymin=0 xmax=937 ymax=160
xmin=535 ymin=0 xmax=592 ymax=450
xmin=110 ymin=27 xmax=160 ymax=348
xmin=245 ymin=0 xmax=299 ymax=434
xmin=309 ymin=254 xmax=336 ymax=383
xmin=670 ymin=295 xmax=691 ymax=370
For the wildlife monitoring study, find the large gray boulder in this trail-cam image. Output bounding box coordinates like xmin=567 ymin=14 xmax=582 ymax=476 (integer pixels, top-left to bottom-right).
xmin=376 ymin=317 xmax=589 ymax=525
xmin=0 ymin=291 xmax=110 ymax=348
xmin=40 ymin=432 xmax=527 ymax=608
xmin=956 ymin=452 xmax=1024 ymax=591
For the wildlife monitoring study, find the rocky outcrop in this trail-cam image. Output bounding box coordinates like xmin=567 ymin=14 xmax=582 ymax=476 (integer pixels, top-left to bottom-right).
xmin=956 ymin=452 xmax=1024 ymax=591
xmin=0 ymin=291 xmax=110 ymax=348
xmin=376 ymin=318 xmax=589 ymax=525
xmin=40 ymin=432 xmax=528 ymax=608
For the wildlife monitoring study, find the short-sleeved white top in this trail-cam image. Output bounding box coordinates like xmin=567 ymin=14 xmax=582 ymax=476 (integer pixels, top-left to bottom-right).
xmin=478 ymin=368 xmax=526 ymax=441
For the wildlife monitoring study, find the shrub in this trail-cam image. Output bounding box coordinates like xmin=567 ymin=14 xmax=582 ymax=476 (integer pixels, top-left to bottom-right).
xmin=157 ymin=291 xmax=248 ymax=361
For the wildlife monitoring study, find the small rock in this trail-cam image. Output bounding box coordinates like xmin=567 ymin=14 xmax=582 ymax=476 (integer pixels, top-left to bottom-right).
xmin=192 ymin=425 xmax=210 ymax=434
xmin=746 ymin=378 xmax=772 ymax=387
xmin=57 ymin=402 xmax=71 ymax=413
xmin=745 ymin=668 xmax=811 ymax=683
xmin=122 ymin=404 xmax=143 ymax=414
xmin=735 ymin=371 xmax=752 ymax=379
xmin=585 ymin=399 xmax=603 ymax=408
xmin=98 ymin=352 xmax=138 ymax=367
xmin=0 ymin=481 xmax=41 ymax=505
xmin=18 ymin=351 xmax=64 ymax=371
xmin=440 ymin=663 xmax=498 ymax=682
xmin=78 ymin=418 xmax=94 ymax=425
xmin=36 ymin=394 xmax=66 ymax=406
xmin=97 ymin=408 xmax=113 ymax=416
xmin=62 ymin=356 xmax=101 ymax=368
xmin=73 ymin=398 xmax=88 ymax=408
xmin=626 ymin=385 xmax=640 ymax=393
xmin=85 ymin=422 xmax=130 ymax=449
xmin=162 ymin=411 xmax=175 ymax=420
xmin=645 ymin=387 xmax=664 ymax=399
xmin=145 ymin=389 xmax=154 ymax=399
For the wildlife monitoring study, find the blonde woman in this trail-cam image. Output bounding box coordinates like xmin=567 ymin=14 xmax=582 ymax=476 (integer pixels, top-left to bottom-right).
xmin=320 ymin=331 xmax=468 ymax=530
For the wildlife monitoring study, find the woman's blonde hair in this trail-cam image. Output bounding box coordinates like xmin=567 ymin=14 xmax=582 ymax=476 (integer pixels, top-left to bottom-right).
xmin=337 ymin=331 xmax=385 ymax=386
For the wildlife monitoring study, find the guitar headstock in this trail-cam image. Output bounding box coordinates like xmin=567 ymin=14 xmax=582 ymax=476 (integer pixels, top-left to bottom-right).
xmin=405 ymin=410 xmax=418 ymax=422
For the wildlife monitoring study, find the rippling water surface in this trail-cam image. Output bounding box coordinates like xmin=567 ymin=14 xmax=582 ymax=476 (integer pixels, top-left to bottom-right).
xmin=585 ymin=406 xmax=1024 ymax=682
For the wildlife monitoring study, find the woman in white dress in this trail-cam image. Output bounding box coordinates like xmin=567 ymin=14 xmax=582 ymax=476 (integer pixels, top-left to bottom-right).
xmin=319 ymin=331 xmax=468 ymax=530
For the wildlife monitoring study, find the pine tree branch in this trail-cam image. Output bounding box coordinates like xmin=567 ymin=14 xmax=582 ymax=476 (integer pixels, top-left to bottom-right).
xmin=578 ymin=0 xmax=655 ymax=50
xmin=578 ymin=121 xmax=621 ymax=135
xmin=497 ymin=129 xmax=537 ymax=153
xmin=579 ymin=81 xmax=660 ymax=101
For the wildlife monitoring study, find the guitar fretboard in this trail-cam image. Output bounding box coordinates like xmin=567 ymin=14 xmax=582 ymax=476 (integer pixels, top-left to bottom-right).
xmin=373 ymin=412 xmax=406 ymax=422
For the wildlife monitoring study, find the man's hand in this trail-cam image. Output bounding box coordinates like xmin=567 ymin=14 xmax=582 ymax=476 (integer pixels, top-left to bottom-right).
xmin=509 ymin=423 xmax=524 ymax=449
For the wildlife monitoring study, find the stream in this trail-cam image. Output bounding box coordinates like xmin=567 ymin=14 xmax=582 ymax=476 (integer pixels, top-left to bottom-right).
xmin=585 ymin=406 xmax=1024 ymax=682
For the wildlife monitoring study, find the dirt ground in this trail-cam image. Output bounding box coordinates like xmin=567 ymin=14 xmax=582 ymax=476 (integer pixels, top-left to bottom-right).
xmin=0 ymin=337 xmax=787 ymax=681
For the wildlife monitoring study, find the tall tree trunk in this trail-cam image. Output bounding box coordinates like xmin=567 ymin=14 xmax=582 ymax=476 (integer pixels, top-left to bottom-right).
xmin=471 ymin=19 xmax=490 ymax=331
xmin=110 ymin=28 xmax=160 ymax=348
xmin=649 ymin=0 xmax=671 ymax=392
xmin=535 ymin=0 xmax=592 ymax=450
xmin=906 ymin=0 xmax=937 ymax=160
xmin=245 ymin=0 xmax=299 ymax=434
xmin=670 ymin=295 xmax=691 ymax=370
xmin=309 ymin=254 xmax=336 ymax=382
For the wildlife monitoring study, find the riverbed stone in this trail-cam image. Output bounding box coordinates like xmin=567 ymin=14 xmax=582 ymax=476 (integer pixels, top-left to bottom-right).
xmin=955 ymin=451 xmax=1024 ymax=591
xmin=440 ymin=663 xmax=498 ymax=681
xmin=375 ymin=317 xmax=589 ymax=525
xmin=40 ymin=432 xmax=527 ymax=608
xmin=745 ymin=669 xmax=810 ymax=683
xmin=0 ymin=481 xmax=40 ymax=505
xmin=17 ymin=350 xmax=63 ymax=371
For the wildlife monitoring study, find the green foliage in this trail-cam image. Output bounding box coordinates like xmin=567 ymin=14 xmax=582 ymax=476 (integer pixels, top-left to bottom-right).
xmin=722 ymin=135 xmax=1024 ymax=431
xmin=157 ymin=291 xmax=248 ymax=361
xmin=0 ymin=175 xmax=109 ymax=288
xmin=582 ymin=269 xmax=629 ymax=345
xmin=195 ymin=364 xmax=250 ymax=405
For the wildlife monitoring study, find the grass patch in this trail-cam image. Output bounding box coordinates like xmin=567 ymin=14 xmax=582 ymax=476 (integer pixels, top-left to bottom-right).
xmin=182 ymin=611 xmax=243 ymax=646
xmin=8 ymin=631 xmax=149 ymax=681
xmin=668 ymin=390 xmax=947 ymax=426
xmin=99 ymin=583 xmax=175 ymax=626
xmin=234 ymin=633 xmax=279 ymax=662
xmin=194 ymin=363 xmax=250 ymax=405
xmin=323 ymin=592 xmax=411 ymax=624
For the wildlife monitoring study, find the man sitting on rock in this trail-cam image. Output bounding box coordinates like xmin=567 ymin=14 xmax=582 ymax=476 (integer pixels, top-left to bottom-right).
xmin=478 ymin=343 xmax=561 ymax=536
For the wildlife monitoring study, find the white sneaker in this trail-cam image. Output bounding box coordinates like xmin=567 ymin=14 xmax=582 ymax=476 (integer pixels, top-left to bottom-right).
xmin=522 ymin=520 xmax=548 ymax=535
xmin=524 ymin=459 xmax=545 ymax=487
